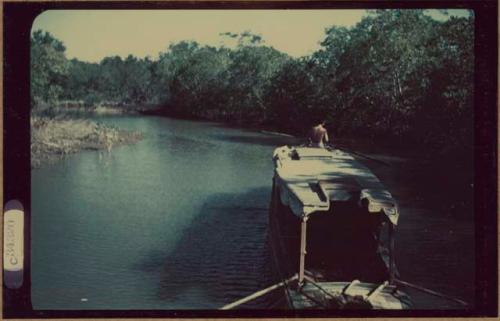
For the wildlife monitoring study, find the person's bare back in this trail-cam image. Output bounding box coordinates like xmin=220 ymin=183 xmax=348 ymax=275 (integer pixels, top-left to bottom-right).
xmin=309 ymin=121 xmax=329 ymax=148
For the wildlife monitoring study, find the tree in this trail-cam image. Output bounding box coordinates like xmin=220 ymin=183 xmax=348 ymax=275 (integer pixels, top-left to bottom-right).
xmin=31 ymin=16 xmax=474 ymax=154
xmin=314 ymin=9 xmax=474 ymax=150
xmin=30 ymin=30 xmax=69 ymax=108
xmin=225 ymin=43 xmax=289 ymax=123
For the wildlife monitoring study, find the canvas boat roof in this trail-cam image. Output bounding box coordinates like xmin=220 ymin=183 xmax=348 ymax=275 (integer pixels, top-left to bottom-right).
xmin=273 ymin=146 xmax=399 ymax=224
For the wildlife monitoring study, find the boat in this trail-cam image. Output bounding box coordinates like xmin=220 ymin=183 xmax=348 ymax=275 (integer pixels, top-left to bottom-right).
xmin=267 ymin=145 xmax=409 ymax=309
xmin=220 ymin=145 xmax=468 ymax=310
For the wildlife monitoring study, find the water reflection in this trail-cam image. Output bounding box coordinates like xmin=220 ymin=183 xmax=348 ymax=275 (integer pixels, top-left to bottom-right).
xmin=31 ymin=115 xmax=474 ymax=310
xmin=153 ymin=188 xmax=272 ymax=309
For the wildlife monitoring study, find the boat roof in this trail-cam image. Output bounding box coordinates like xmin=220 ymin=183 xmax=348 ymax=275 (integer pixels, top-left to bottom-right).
xmin=273 ymin=146 xmax=399 ymax=224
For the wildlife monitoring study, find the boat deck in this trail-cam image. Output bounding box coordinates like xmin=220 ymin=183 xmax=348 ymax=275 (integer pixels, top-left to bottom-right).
xmin=288 ymin=281 xmax=410 ymax=309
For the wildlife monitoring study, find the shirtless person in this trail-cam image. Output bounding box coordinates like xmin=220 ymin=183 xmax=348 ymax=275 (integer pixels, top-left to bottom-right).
xmin=309 ymin=120 xmax=329 ymax=148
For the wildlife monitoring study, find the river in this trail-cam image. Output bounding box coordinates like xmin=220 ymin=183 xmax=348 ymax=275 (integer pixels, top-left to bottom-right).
xmin=31 ymin=115 xmax=474 ymax=310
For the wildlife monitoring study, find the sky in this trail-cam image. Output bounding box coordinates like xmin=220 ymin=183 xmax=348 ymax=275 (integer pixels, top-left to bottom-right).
xmin=32 ymin=9 xmax=471 ymax=63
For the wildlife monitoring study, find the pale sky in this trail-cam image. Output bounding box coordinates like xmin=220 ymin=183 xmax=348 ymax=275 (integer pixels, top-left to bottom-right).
xmin=32 ymin=9 xmax=471 ymax=63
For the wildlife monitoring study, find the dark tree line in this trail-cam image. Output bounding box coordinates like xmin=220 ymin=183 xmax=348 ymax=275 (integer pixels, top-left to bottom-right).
xmin=31 ymin=10 xmax=474 ymax=153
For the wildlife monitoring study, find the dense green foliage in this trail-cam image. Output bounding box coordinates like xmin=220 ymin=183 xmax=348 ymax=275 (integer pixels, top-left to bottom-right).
xmin=31 ymin=30 xmax=69 ymax=107
xmin=31 ymin=10 xmax=474 ymax=152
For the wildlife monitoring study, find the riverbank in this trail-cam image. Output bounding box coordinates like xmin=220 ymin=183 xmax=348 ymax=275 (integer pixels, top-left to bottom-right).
xmin=31 ymin=116 xmax=143 ymax=168
xmin=36 ymin=105 xmax=142 ymax=117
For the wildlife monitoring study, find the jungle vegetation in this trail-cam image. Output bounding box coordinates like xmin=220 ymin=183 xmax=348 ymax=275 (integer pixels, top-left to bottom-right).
xmin=31 ymin=10 xmax=474 ymax=154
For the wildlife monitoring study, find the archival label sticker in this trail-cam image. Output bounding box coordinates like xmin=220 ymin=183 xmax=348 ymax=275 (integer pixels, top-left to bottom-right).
xmin=4 ymin=200 xmax=24 ymax=288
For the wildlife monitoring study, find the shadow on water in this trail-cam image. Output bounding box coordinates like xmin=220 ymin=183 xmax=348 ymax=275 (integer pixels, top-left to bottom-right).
xmin=136 ymin=187 xmax=276 ymax=309
xmin=354 ymin=156 xmax=475 ymax=306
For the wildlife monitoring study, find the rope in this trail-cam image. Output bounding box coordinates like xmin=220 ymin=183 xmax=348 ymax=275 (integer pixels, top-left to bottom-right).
xmin=297 ymin=285 xmax=330 ymax=309
xmin=394 ymin=279 xmax=468 ymax=306
xmin=303 ymin=275 xmax=340 ymax=301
